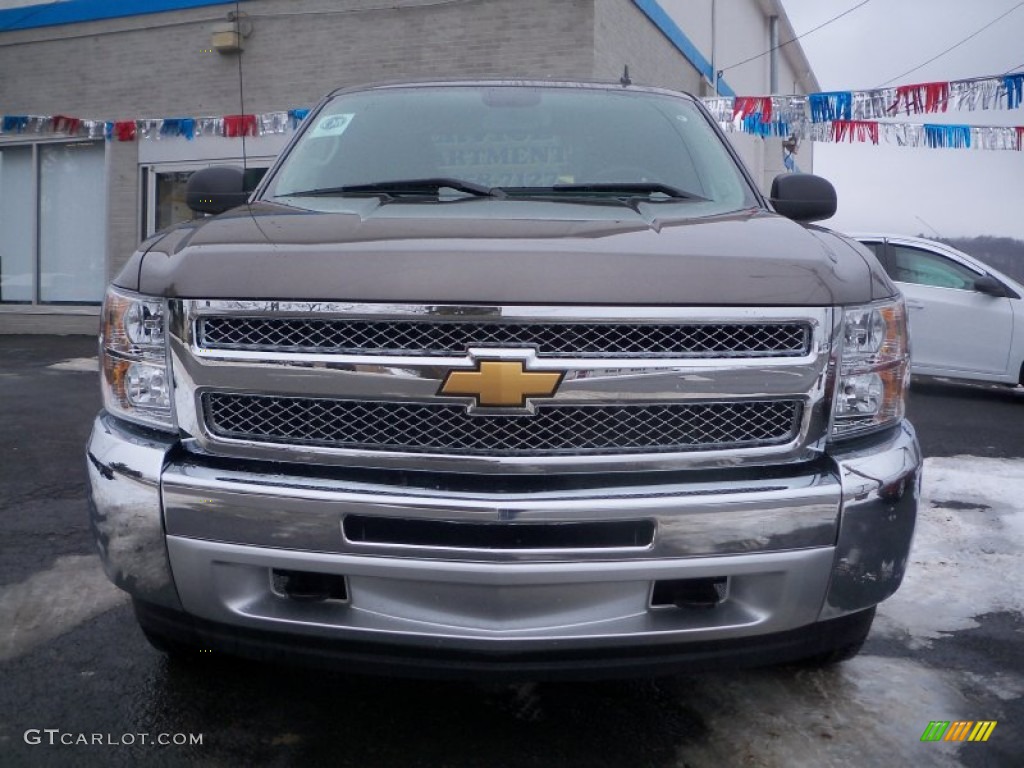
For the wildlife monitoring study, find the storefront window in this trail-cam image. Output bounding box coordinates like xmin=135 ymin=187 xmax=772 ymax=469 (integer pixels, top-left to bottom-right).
xmin=0 ymin=147 xmax=34 ymax=303
xmin=0 ymin=140 xmax=106 ymax=305
xmin=39 ymin=142 xmax=107 ymax=303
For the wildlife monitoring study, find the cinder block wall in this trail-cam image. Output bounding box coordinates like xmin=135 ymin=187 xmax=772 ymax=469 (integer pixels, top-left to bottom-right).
xmin=0 ymin=0 xmax=597 ymax=118
xmin=593 ymin=0 xmax=701 ymax=93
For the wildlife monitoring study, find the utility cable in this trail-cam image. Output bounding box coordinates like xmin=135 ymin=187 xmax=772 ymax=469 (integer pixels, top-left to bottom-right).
xmin=718 ymin=0 xmax=872 ymax=73
xmin=875 ymin=1 xmax=1024 ymax=87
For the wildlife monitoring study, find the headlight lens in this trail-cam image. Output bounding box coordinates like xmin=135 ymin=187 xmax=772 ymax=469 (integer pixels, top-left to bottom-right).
xmin=100 ymin=287 xmax=174 ymax=430
xmin=831 ymin=298 xmax=909 ymax=439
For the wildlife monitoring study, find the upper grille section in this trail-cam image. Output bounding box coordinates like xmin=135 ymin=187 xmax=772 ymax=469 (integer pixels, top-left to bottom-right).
xmin=197 ymin=317 xmax=811 ymax=359
xmin=203 ymin=393 xmax=803 ymax=456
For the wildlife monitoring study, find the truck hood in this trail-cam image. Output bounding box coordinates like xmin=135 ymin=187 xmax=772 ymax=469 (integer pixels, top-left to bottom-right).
xmin=133 ymin=199 xmax=890 ymax=306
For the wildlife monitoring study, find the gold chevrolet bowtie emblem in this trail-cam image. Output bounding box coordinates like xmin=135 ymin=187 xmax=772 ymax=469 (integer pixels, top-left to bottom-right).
xmin=439 ymin=360 xmax=563 ymax=407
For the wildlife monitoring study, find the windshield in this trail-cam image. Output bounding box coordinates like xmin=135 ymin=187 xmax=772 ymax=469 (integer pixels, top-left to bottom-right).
xmin=265 ymin=84 xmax=757 ymax=213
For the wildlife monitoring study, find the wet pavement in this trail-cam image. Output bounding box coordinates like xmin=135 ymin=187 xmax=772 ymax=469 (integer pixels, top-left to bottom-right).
xmin=0 ymin=336 xmax=1020 ymax=767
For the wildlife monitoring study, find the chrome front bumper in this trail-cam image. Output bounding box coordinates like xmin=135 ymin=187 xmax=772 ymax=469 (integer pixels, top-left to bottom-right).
xmin=86 ymin=412 xmax=920 ymax=650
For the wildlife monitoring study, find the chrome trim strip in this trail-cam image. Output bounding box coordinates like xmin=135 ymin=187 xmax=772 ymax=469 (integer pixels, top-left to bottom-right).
xmin=186 ymin=301 xmax=827 ymax=322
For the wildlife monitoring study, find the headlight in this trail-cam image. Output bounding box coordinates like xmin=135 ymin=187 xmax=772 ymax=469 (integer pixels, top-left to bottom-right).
xmin=831 ymin=298 xmax=909 ymax=439
xmin=100 ymin=286 xmax=174 ymax=431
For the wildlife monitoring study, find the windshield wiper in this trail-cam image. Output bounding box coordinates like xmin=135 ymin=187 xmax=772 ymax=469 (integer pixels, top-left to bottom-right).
xmin=279 ymin=178 xmax=506 ymax=198
xmin=503 ymin=183 xmax=707 ymax=201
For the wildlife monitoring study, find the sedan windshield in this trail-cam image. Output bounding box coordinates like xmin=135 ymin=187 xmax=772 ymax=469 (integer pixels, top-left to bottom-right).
xmin=266 ymin=84 xmax=756 ymax=214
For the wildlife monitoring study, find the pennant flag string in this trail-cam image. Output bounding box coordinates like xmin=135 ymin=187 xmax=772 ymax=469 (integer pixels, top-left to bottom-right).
xmin=700 ymin=71 xmax=1024 ymax=143
xmin=1 ymin=78 xmax=1022 ymax=152
xmin=0 ymin=108 xmax=311 ymax=140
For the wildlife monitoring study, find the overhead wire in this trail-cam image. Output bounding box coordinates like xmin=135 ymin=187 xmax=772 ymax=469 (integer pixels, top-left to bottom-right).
xmin=875 ymin=1 xmax=1024 ymax=87
xmin=718 ymin=0 xmax=873 ymax=73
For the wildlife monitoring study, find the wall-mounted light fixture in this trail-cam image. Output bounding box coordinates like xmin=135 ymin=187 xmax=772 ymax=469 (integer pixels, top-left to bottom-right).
xmin=211 ymin=11 xmax=252 ymax=54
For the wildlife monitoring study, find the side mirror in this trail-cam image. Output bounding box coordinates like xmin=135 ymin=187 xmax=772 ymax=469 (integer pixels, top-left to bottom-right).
xmin=186 ymin=166 xmax=251 ymax=214
xmin=974 ymin=275 xmax=1007 ymax=297
xmin=770 ymin=173 xmax=837 ymax=223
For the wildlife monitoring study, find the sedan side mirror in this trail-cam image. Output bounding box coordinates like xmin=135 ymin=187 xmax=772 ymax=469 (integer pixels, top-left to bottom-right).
xmin=974 ymin=275 xmax=1008 ymax=297
xmin=770 ymin=173 xmax=837 ymax=223
xmin=186 ymin=166 xmax=251 ymax=214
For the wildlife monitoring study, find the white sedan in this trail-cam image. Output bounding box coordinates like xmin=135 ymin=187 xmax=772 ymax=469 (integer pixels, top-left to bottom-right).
xmin=851 ymin=234 xmax=1024 ymax=388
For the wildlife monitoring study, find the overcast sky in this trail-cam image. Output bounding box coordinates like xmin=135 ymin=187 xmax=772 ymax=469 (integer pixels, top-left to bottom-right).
xmin=778 ymin=0 xmax=1024 ymax=240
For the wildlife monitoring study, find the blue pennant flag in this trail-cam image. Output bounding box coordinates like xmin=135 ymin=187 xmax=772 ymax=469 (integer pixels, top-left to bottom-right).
xmin=1005 ymin=74 xmax=1024 ymax=110
xmin=808 ymin=92 xmax=852 ymax=123
xmin=160 ymin=118 xmax=195 ymax=140
xmin=2 ymin=115 xmax=29 ymax=133
xmin=923 ymin=124 xmax=971 ymax=148
xmin=741 ymin=114 xmax=789 ymax=137
xmin=288 ymin=108 xmax=309 ymax=129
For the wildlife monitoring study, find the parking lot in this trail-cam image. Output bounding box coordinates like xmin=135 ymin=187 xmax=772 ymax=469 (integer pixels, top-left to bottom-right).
xmin=1 ymin=335 xmax=1021 ymax=768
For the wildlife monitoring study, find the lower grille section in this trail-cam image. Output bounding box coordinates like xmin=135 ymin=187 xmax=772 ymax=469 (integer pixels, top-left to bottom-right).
xmin=343 ymin=517 xmax=656 ymax=550
xmin=203 ymin=393 xmax=803 ymax=456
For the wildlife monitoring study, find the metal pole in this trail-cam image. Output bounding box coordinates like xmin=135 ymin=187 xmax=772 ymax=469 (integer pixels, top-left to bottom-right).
xmin=711 ymin=0 xmax=718 ymax=96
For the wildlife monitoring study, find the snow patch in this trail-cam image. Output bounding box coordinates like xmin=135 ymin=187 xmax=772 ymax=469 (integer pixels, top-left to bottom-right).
xmin=48 ymin=357 xmax=98 ymax=372
xmin=875 ymin=456 xmax=1024 ymax=648
xmin=0 ymin=555 xmax=127 ymax=661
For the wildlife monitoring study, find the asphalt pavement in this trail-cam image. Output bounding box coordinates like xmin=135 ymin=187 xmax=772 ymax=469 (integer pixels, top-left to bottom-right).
xmin=0 ymin=335 xmax=1020 ymax=768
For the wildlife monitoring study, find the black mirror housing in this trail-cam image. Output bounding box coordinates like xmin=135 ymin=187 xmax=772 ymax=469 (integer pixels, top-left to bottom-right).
xmin=770 ymin=173 xmax=837 ymax=223
xmin=974 ymin=275 xmax=1008 ymax=297
xmin=186 ymin=166 xmax=250 ymax=214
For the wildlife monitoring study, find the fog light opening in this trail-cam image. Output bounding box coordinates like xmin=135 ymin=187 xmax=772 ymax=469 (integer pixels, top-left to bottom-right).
xmin=271 ymin=569 xmax=348 ymax=602
xmin=650 ymin=577 xmax=729 ymax=609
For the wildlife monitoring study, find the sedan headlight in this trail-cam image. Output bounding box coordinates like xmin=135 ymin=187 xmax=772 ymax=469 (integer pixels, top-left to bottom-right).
xmin=831 ymin=298 xmax=910 ymax=439
xmin=100 ymin=286 xmax=174 ymax=431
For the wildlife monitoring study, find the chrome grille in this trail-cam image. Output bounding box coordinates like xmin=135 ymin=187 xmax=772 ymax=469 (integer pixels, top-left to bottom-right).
xmin=203 ymin=394 xmax=803 ymax=455
xmin=197 ymin=317 xmax=811 ymax=358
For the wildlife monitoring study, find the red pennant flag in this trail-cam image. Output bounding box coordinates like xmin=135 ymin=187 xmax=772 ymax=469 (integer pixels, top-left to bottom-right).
xmin=890 ymin=82 xmax=950 ymax=115
xmin=223 ymin=114 xmax=258 ymax=137
xmin=114 ymin=120 xmax=137 ymax=141
xmin=52 ymin=114 xmax=82 ymax=134
xmin=732 ymin=96 xmax=772 ymax=123
xmin=831 ymin=120 xmax=879 ymax=145
xmin=1016 ymin=126 xmax=1024 ymax=151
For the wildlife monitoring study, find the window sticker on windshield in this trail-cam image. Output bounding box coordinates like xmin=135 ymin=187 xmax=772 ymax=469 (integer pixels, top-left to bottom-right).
xmin=310 ymin=113 xmax=354 ymax=138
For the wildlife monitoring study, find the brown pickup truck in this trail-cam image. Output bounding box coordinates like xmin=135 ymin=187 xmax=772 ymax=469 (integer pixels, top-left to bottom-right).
xmin=88 ymin=80 xmax=920 ymax=678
